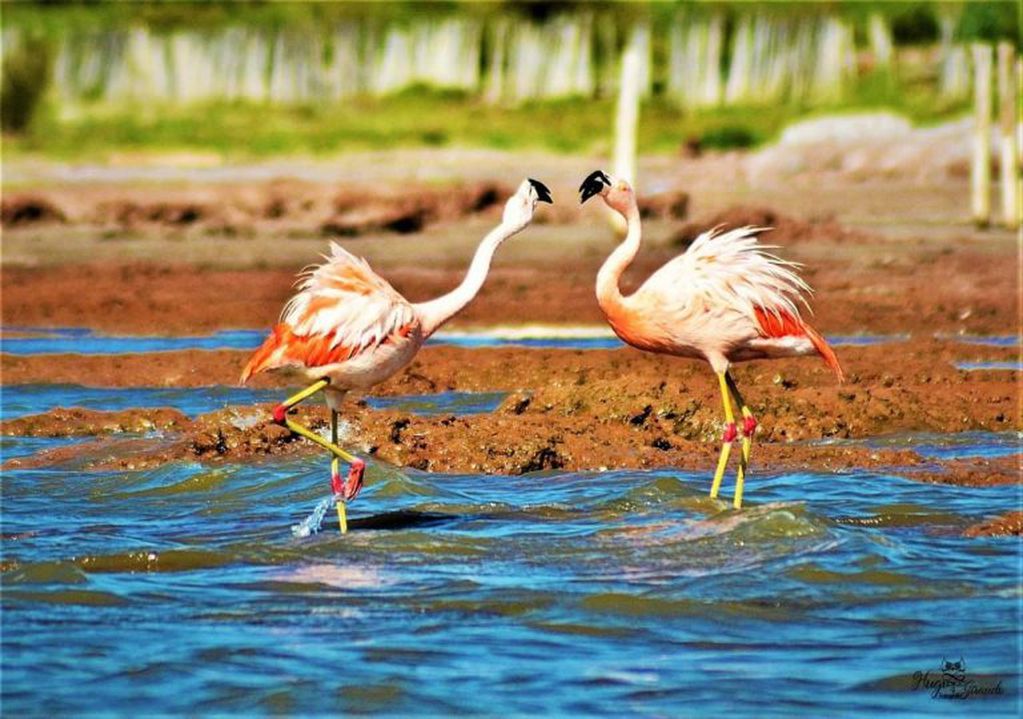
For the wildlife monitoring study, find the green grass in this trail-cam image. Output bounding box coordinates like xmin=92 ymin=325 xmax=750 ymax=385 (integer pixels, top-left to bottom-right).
xmin=4 ymin=77 xmax=968 ymax=162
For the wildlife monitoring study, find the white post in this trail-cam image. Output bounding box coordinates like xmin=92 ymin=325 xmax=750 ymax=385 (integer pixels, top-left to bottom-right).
xmin=483 ymin=19 xmax=507 ymax=105
xmin=996 ymin=42 xmax=1019 ymax=230
xmin=971 ymin=43 xmax=992 ymax=227
xmin=868 ymin=13 xmax=893 ymax=69
xmin=611 ymin=23 xmax=643 ymax=233
xmin=613 ymin=24 xmax=642 ymax=187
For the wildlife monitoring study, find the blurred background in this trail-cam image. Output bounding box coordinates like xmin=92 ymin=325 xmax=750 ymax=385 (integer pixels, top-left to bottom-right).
xmin=2 ymin=5 xmax=1021 ymax=717
xmin=2 ymin=1 xmax=1017 ymax=159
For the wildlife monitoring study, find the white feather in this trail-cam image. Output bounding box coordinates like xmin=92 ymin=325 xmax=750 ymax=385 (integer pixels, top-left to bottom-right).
xmin=640 ymin=226 xmax=812 ymax=322
xmin=281 ymin=242 xmax=416 ymax=350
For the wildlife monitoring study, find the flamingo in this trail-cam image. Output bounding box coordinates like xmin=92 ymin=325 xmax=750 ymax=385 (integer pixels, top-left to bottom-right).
xmin=241 ymin=178 xmax=553 ymax=530
xmin=579 ymin=170 xmax=843 ymax=508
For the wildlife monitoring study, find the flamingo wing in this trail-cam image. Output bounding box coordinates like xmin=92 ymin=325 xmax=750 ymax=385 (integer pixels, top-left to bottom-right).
xmin=641 ymin=226 xmax=810 ymax=318
xmin=640 ymin=226 xmax=842 ymax=378
xmin=241 ymin=242 xmax=417 ymax=382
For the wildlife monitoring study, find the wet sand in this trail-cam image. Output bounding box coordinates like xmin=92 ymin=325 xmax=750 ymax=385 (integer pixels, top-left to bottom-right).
xmin=3 ymin=333 xmax=1018 ymax=486
xmin=963 ymin=511 xmax=1023 ymax=537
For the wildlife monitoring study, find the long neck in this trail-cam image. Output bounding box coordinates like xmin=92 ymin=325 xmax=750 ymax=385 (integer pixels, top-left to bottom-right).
xmin=414 ymin=223 xmax=518 ymax=337
xmin=595 ymin=204 xmax=642 ymax=316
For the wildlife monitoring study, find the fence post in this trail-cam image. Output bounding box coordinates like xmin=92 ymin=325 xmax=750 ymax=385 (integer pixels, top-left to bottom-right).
xmin=613 ymin=24 xmax=643 ymax=188
xmin=996 ymin=42 xmax=1019 ymax=230
xmin=970 ymin=43 xmax=993 ymax=227
xmin=610 ymin=23 xmax=643 ymax=233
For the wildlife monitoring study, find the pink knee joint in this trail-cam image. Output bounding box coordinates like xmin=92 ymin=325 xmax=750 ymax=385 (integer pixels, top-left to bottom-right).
xmin=742 ymin=415 xmax=757 ymax=437
xmin=723 ymin=422 xmax=738 ymax=443
xmin=272 ymin=403 xmax=287 ymax=425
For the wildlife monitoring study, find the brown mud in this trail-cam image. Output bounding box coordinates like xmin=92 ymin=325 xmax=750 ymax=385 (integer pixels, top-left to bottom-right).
xmin=2 ymin=216 xmax=1015 ymax=338
xmin=3 ymin=398 xmax=1017 ymax=489
xmin=0 ymin=181 xmax=687 ymax=237
xmin=963 ymin=511 xmax=1023 ymax=537
xmin=2 ymin=338 xmax=1018 ymax=432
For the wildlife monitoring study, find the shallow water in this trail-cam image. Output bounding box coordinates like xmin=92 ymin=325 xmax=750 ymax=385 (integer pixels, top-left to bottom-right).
xmin=1 ymin=326 xmax=917 ymax=355
xmin=935 ymin=333 xmax=1019 ymax=348
xmin=0 ymin=385 xmax=506 ymax=421
xmin=955 ymin=361 xmax=1021 ymax=372
xmin=2 ymin=426 xmax=1019 ymax=715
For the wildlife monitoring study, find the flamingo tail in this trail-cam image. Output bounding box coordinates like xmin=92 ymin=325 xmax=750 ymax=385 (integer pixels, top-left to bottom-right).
xmin=754 ymin=307 xmax=844 ymax=382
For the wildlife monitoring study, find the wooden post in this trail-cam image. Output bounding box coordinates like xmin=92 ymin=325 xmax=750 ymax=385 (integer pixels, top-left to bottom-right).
xmin=868 ymin=13 xmax=893 ymax=69
xmin=1018 ymin=57 xmax=1023 ymax=168
xmin=996 ymin=42 xmax=1019 ymax=230
xmin=610 ymin=24 xmax=643 ymax=233
xmin=613 ymin=24 xmax=642 ymax=186
xmin=971 ymin=43 xmax=992 ymax=227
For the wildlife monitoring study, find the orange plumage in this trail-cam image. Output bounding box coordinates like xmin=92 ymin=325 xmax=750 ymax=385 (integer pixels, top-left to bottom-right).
xmin=753 ymin=307 xmax=844 ymax=381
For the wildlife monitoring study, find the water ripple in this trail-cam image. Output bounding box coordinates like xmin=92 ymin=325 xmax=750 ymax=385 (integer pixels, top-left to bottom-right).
xmin=1 ymin=436 xmax=1019 ymax=715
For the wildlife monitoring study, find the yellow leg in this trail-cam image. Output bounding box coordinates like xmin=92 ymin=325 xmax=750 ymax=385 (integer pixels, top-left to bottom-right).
xmin=336 ymin=500 xmax=348 ymax=534
xmin=282 ymin=378 xmax=330 ymax=409
xmin=725 ymin=372 xmax=755 ymax=509
xmin=272 ymin=379 xmax=359 ymax=464
xmin=330 ymin=410 xmax=346 ymax=535
xmin=330 ymin=409 xmax=341 ymax=491
xmin=709 ymin=372 xmax=736 ymax=500
xmin=274 ymin=380 xmax=358 ymax=535
xmin=733 ymin=444 xmax=748 ymax=509
xmin=710 ymin=442 xmax=732 ymax=499
xmin=283 ymin=417 xmax=359 ymax=464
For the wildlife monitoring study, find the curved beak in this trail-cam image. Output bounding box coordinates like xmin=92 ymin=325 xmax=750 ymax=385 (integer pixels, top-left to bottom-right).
xmin=528 ymin=178 xmax=554 ymax=204
xmin=579 ymin=170 xmax=611 ymax=204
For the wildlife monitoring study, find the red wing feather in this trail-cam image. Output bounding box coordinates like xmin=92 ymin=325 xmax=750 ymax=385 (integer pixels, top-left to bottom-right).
xmin=240 ymin=321 xmax=418 ymax=383
xmin=754 ymin=307 xmax=844 ymax=381
xmin=239 ymin=324 xmax=354 ymax=383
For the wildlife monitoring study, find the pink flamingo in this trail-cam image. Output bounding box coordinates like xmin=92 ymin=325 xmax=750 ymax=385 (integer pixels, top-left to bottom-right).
xmin=241 ymin=179 xmax=552 ymax=526
xmin=579 ymin=170 xmax=842 ymax=508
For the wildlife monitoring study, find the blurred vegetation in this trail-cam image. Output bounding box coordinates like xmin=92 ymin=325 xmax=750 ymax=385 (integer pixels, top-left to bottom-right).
xmin=1 ymin=36 xmax=53 ymax=133
xmin=0 ymin=0 xmax=1006 ymax=159
xmin=5 ymin=78 xmax=969 ymax=161
xmin=2 ymin=1 xmax=1017 ymax=43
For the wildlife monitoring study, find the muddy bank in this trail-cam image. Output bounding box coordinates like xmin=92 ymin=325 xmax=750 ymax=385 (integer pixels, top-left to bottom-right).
xmin=3 ymin=340 xmax=1018 ymax=436
xmin=963 ymin=511 xmax=1023 ymax=537
xmin=3 ymin=385 xmax=1017 ymax=487
xmin=2 ymin=195 xmax=1017 ymax=337
xmin=2 ymin=406 xmax=189 ymax=436
xmin=0 ymin=181 xmax=687 ymax=236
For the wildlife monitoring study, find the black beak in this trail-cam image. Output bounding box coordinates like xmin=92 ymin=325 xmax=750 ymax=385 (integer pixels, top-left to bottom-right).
xmin=579 ymin=170 xmax=611 ymax=204
xmin=528 ymin=178 xmax=553 ymax=204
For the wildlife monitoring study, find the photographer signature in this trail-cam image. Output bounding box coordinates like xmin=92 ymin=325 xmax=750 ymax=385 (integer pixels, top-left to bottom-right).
xmin=913 ymin=657 xmax=1003 ymax=700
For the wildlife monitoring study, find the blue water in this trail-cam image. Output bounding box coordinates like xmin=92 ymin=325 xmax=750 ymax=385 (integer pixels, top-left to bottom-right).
xmin=0 ymin=385 xmax=506 ymax=421
xmin=956 ymin=361 xmax=1021 ymax=372
xmin=936 ymin=334 xmax=1019 ymax=347
xmin=0 ymin=326 xmax=915 ymax=355
xmin=822 ymin=431 xmax=1022 ymax=460
xmin=1 ymin=424 xmax=1019 ymax=715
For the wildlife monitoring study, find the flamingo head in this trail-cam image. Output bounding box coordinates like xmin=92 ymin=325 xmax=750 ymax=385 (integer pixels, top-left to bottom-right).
xmin=502 ymin=177 xmax=553 ymax=231
xmin=579 ymin=170 xmax=634 ymax=215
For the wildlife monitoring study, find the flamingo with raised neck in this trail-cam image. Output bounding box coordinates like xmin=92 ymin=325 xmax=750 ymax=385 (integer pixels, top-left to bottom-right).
xmin=242 ymin=178 xmax=553 ymax=527
xmin=580 ymin=170 xmax=842 ymax=508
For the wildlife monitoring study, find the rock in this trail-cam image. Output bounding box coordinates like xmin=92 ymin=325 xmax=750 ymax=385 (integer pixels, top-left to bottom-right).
xmin=1 ymin=196 xmax=65 ymax=226
xmin=963 ymin=511 xmax=1023 ymax=537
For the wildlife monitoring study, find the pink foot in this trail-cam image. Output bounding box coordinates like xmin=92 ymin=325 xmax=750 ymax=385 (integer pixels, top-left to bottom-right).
xmin=343 ymin=458 xmax=366 ymax=501
xmin=723 ymin=422 xmax=738 ymax=443
xmin=742 ymin=415 xmax=758 ymax=437
xmin=272 ymin=403 xmax=288 ymax=425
